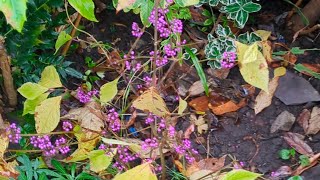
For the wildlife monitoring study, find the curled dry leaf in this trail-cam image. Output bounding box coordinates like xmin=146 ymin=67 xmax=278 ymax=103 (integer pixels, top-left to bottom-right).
xmin=0 ymin=160 xmax=19 ymax=179
xmin=209 ymin=99 xmax=246 ymax=115
xmin=283 ymin=52 xmax=297 ymax=65
xmin=297 ymin=109 xmax=311 ymax=134
xmin=260 ymin=41 xmax=273 ymax=62
xmin=0 ymin=126 xmax=9 ymax=159
xmin=186 ymin=155 xmax=226 ymax=177
xmin=189 ymin=81 xmax=205 ymax=97
xmin=270 ymin=111 xmax=295 ymax=133
xmin=306 ymin=106 xmax=320 ymax=135
xmin=254 ymin=77 xmax=279 ymax=114
xmin=190 ymin=114 xmax=208 ymax=134
xmin=284 ymin=132 xmax=313 ymax=156
xmin=61 ymin=101 xmax=104 ymax=132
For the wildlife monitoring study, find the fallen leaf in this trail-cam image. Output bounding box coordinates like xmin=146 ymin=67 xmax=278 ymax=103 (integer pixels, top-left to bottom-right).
xmin=236 ymin=41 xmax=269 ymax=92
xmin=306 ymin=107 xmax=320 ymax=135
xmin=261 ymin=41 xmax=273 ymax=62
xmin=61 ymin=101 xmax=104 ymax=132
xmin=293 ymin=152 xmax=320 ymax=176
xmin=113 ymin=163 xmax=157 ymax=180
xmin=270 ymin=166 xmax=292 ymax=178
xmin=190 ymin=170 xmax=216 ymax=180
xmin=209 ymin=99 xmax=246 ymax=115
xmin=116 ymin=0 xmax=137 ymax=12
xmin=0 ymin=160 xmax=19 ymax=179
xmin=206 ymin=68 xmax=230 ymax=79
xmin=274 ymin=67 xmax=286 ymax=77
xmin=132 ymin=87 xmax=169 ymax=117
xmin=189 ymin=96 xmax=209 ymax=112
xmin=270 ymin=111 xmax=295 ymax=133
xmin=178 ymin=97 xmax=188 ymax=115
xmin=174 ymin=160 xmax=186 ymax=175
xmin=0 ymin=129 xmax=9 ymax=158
xmin=275 ymin=71 xmax=320 ymax=105
xmin=254 ymin=77 xmax=279 ymax=114
xmin=284 ymin=132 xmax=313 ymax=156
xmin=184 ymin=123 xmax=195 ymax=139
xmin=188 ymin=81 xmax=205 ymax=97
xmin=297 ymin=109 xmax=311 ymax=134
xmin=186 ymin=155 xmax=226 ymax=177
xmin=283 ymin=52 xmax=297 ymax=65
xmin=35 ymin=96 xmax=62 ymax=133
xmin=300 ymin=63 xmax=320 ymax=76
xmin=191 ymin=114 xmax=208 ymax=134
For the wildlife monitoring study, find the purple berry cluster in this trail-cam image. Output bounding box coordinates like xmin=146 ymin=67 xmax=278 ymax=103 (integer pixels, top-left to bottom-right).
xmin=141 ymin=138 xmax=159 ymax=151
xmin=168 ymin=125 xmax=176 ymax=138
xmin=221 ymin=51 xmax=236 ymax=69
xmin=30 ymin=135 xmax=70 ymax=156
xmin=174 ymin=139 xmax=198 ymax=163
xmin=149 ymin=50 xmax=168 ymax=67
xmin=107 ymin=108 xmax=121 ymax=132
xmin=148 ymin=7 xmax=183 ymax=38
xmin=62 ymin=121 xmax=73 ymax=132
xmin=157 ymin=118 xmax=166 ymax=132
xmin=77 ymin=87 xmax=99 ymax=103
xmin=113 ymin=145 xmax=138 ymax=171
xmin=131 ymin=22 xmax=143 ymax=37
xmin=6 ymin=123 xmax=22 ymax=143
xmin=124 ymin=51 xmax=142 ymax=72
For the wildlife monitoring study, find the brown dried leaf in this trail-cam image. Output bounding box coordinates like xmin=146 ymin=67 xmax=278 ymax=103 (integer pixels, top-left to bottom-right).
xmin=189 ymin=96 xmax=209 ymax=112
xmin=297 ymin=109 xmax=311 ymax=133
xmin=188 ymin=81 xmax=205 ymax=97
xmin=272 ymin=166 xmax=293 ymax=178
xmin=0 ymin=160 xmax=19 ymax=179
xmin=125 ymin=110 xmax=137 ymax=128
xmin=306 ymin=107 xmax=320 ymax=135
xmin=209 ymin=99 xmax=246 ymax=115
xmin=284 ymin=132 xmax=313 ymax=156
xmin=254 ymin=77 xmax=279 ymax=114
xmin=261 ymin=41 xmax=273 ymax=62
xmin=0 ymin=126 xmax=9 ymax=159
xmin=186 ymin=155 xmax=226 ymax=177
xmin=184 ymin=123 xmax=195 ymax=139
xmin=191 ymin=114 xmax=208 ymax=134
xmin=300 ymin=63 xmax=320 ymax=76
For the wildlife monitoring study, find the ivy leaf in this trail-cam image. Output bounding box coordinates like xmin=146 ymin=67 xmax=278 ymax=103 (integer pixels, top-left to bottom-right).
xmin=236 ymin=10 xmax=249 ymax=28
xmin=132 ymin=87 xmax=169 ymax=117
xmin=140 ymin=0 xmax=154 ymax=26
xmin=243 ymin=2 xmax=261 ymax=13
xmin=23 ymin=93 xmax=49 ymax=115
xmin=222 ymin=169 xmax=262 ymax=180
xmin=88 ymin=150 xmax=113 ymax=173
xmin=236 ymin=41 xmax=269 ymax=92
xmin=100 ymin=78 xmax=119 ymax=104
xmin=0 ymin=0 xmax=27 ymax=32
xmin=113 ymin=163 xmax=157 ymax=180
xmin=35 ymin=96 xmax=62 ymax=133
xmin=225 ymin=3 xmax=241 ymax=13
xmin=55 ymin=31 xmax=72 ymax=54
xmin=68 ymin=0 xmax=98 ymax=22
xmin=38 ymin=66 xmax=63 ymax=89
xmin=18 ymin=82 xmax=48 ymax=100
xmin=175 ymin=0 xmax=200 ymax=7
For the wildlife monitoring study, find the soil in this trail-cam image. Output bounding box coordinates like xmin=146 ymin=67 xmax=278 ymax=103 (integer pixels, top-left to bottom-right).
xmin=67 ymin=0 xmax=320 ymax=179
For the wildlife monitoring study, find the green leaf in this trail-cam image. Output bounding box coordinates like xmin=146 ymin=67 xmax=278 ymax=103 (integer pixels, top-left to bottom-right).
xmin=18 ymin=82 xmax=48 ymax=100
xmin=222 ymin=169 xmax=262 ymax=180
xmin=51 ymin=159 xmax=67 ymax=175
xmin=68 ymin=0 xmax=98 ymax=22
xmin=55 ymin=31 xmax=72 ymax=54
xmin=100 ymin=77 xmax=119 ymax=104
xmin=279 ymin=149 xmax=291 ymax=160
xmin=113 ymin=163 xmax=157 ymax=180
xmin=175 ymin=0 xmax=200 ymax=7
xmin=299 ymin=155 xmax=310 ymax=167
xmin=294 ymin=64 xmax=320 ymax=79
xmin=208 ymin=0 xmax=219 ymax=6
xmin=140 ymin=0 xmax=154 ymax=26
xmin=23 ymin=93 xmax=49 ymax=115
xmin=243 ymin=2 xmax=261 ymax=13
xmin=34 ymin=96 xmax=62 ymax=133
xmin=38 ymin=66 xmax=63 ymax=89
xmin=204 ymin=18 xmax=213 ymax=26
xmin=202 ymin=9 xmax=211 ymax=17
xmin=185 ymin=47 xmax=209 ymax=96
xmin=236 ymin=10 xmax=249 ymax=28
xmin=225 ymin=3 xmax=241 ymax=13
xmin=288 ymin=176 xmax=303 ymax=180
xmin=0 ymin=0 xmax=27 ymax=32
xmin=88 ymin=150 xmax=113 ymax=173
xmin=290 ymin=47 xmax=305 ymax=55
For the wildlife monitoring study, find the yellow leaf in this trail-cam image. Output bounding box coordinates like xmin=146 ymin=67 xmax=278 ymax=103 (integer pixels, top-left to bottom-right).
xmin=38 ymin=66 xmax=62 ymax=89
xmin=254 ymin=77 xmax=279 ymax=114
xmin=260 ymin=41 xmax=273 ymax=62
xmin=88 ymin=150 xmax=113 ymax=173
xmin=18 ymin=82 xmax=48 ymax=100
xmin=100 ymin=78 xmax=119 ymax=104
xmin=132 ymin=87 xmax=169 ymax=117
xmin=0 ymin=131 xmax=9 ymax=159
xmin=35 ymin=96 xmax=62 ymax=133
xmin=236 ymin=41 xmax=269 ymax=92
xmin=116 ymin=0 xmax=137 ymax=12
xmin=113 ymin=163 xmax=157 ymax=180
xmin=23 ymin=93 xmax=49 ymax=115
xmin=274 ymin=67 xmax=286 ymax=77
xmin=178 ymin=97 xmax=187 ymax=115
xmin=254 ymin=30 xmax=271 ymax=41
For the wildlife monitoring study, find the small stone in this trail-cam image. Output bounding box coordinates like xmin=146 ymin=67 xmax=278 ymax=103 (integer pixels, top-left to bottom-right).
xmin=270 ymin=111 xmax=296 ymax=133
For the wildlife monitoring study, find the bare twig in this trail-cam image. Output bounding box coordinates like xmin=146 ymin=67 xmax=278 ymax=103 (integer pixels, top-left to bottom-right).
xmin=61 ymin=13 xmax=82 ymax=56
xmin=287 ymin=0 xmax=304 ymax=19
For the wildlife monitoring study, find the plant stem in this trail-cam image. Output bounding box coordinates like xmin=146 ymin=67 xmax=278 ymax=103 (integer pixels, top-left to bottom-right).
xmin=62 ymin=13 xmax=82 ymax=56
xmin=20 ymin=131 xmax=74 ymax=137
